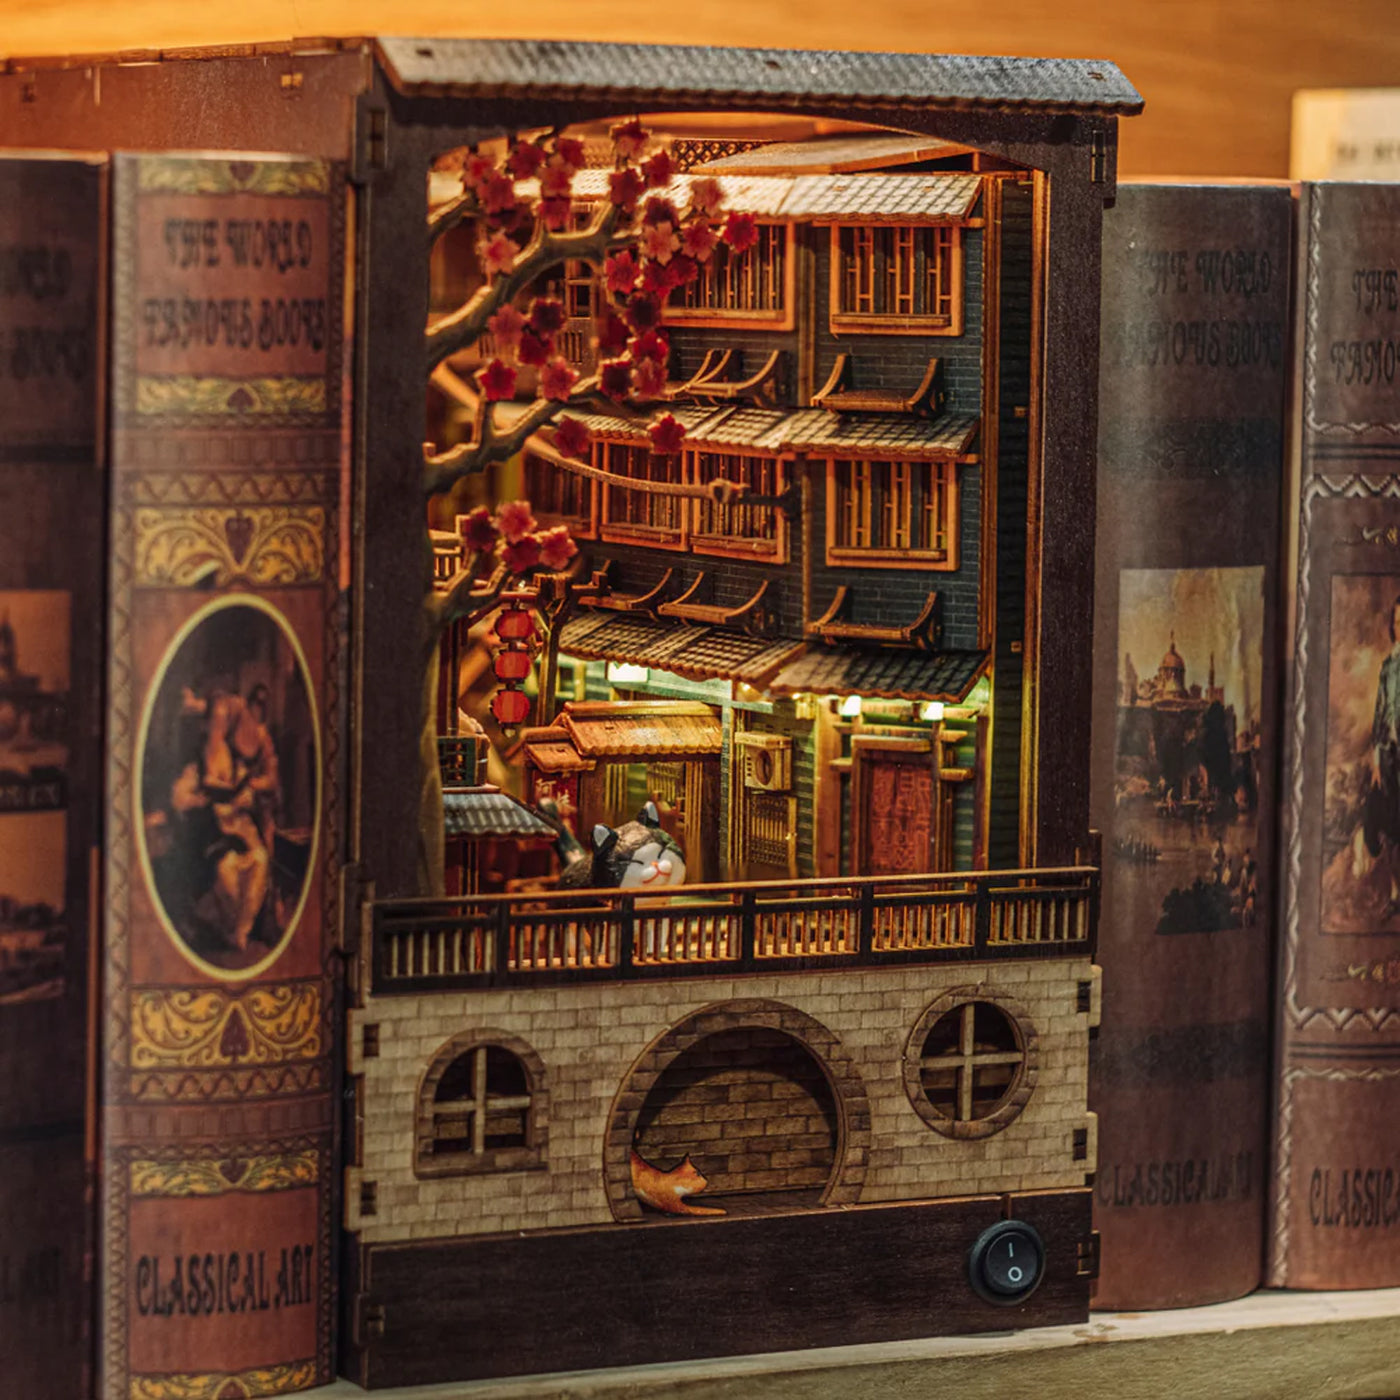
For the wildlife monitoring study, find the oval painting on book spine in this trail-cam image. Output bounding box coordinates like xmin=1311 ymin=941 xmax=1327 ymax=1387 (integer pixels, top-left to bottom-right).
xmin=135 ymin=594 xmax=320 ymax=980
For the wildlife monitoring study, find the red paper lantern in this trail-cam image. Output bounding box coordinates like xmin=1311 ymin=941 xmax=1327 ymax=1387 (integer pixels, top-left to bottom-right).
xmin=493 ymin=648 xmax=533 ymax=682
xmin=496 ymin=606 xmax=537 ymax=641
xmin=491 ymin=687 xmax=532 ymax=726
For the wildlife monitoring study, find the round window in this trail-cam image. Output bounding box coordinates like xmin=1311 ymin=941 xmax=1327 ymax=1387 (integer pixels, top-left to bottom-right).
xmin=904 ymin=992 xmax=1037 ymax=1139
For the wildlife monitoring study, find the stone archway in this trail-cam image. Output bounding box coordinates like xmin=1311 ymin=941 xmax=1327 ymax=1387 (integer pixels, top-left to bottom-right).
xmin=603 ymin=998 xmax=870 ymax=1221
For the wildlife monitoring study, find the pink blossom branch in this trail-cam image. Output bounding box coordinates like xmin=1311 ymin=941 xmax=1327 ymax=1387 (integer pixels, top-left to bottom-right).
xmin=428 ymin=191 xmax=481 ymax=246
xmin=428 ymin=557 xmax=512 ymax=642
xmin=423 ymin=376 xmax=598 ymax=498
xmin=425 ymin=203 xmax=631 ymax=369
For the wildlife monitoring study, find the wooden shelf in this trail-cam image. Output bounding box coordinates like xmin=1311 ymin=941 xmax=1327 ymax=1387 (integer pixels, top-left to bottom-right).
xmin=315 ymin=1289 xmax=1400 ymax=1400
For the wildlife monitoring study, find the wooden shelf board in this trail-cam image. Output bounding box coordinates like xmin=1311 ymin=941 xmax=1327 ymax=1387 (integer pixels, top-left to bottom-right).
xmin=316 ymin=1288 xmax=1400 ymax=1400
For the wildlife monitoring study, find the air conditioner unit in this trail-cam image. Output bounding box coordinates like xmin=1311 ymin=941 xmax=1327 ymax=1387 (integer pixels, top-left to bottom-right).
xmin=736 ymin=732 xmax=792 ymax=792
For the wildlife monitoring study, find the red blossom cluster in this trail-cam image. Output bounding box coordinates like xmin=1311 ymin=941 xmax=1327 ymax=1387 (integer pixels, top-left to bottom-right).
xmin=457 ymin=500 xmax=579 ymax=577
xmin=456 ymin=117 xmax=759 ymax=469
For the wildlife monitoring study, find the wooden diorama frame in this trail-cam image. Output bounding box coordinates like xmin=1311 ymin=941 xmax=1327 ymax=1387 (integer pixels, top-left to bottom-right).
xmin=0 ymin=35 xmax=1139 ymax=1392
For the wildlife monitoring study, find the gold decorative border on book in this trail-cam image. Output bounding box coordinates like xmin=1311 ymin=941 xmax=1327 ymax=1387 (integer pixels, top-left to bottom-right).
xmin=136 ymin=155 xmax=331 ymax=197
xmin=134 ymin=376 xmax=327 ymax=418
xmin=134 ymin=507 xmax=326 ymax=588
xmin=123 ymin=468 xmax=338 ymax=510
xmin=130 ymin=984 xmax=322 ymax=1070
xmin=128 ymin=1358 xmax=320 ymax=1399
xmin=130 ymin=1061 xmax=328 ymax=1104
xmin=131 ymin=1150 xmax=319 ymax=1199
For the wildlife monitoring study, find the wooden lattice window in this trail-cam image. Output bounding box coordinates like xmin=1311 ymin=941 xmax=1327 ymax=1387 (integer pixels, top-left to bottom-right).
xmin=747 ymin=791 xmax=795 ymax=872
xmin=691 ymin=451 xmax=788 ymax=561
xmin=415 ymin=1035 xmax=548 ymax=1177
xmin=671 ymin=224 xmax=790 ymax=325
xmin=827 ymin=458 xmax=958 ymax=569
xmin=599 ymin=441 xmax=685 ymax=547
xmin=831 ymin=224 xmax=961 ymax=333
xmin=524 ymin=450 xmax=595 ymax=535
xmin=903 ymin=992 xmax=1037 ymax=1141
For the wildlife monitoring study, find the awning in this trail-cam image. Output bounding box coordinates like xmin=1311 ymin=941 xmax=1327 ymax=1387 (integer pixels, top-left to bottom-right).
xmin=522 ymin=741 xmax=593 ymax=774
xmin=559 ymin=612 xmax=803 ymax=684
xmin=522 ymin=701 xmax=723 ymax=762
xmin=443 ymin=787 xmax=557 ymax=839
xmin=567 ymin=403 xmax=980 ymax=459
xmin=769 ymin=644 xmax=989 ymax=703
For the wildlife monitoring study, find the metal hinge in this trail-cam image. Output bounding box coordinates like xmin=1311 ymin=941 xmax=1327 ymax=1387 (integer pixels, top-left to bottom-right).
xmin=355 ymin=1295 xmax=387 ymax=1344
xmin=1077 ymin=1230 xmax=1101 ymax=1280
xmin=1090 ymin=131 xmax=1107 ymax=185
xmin=354 ymin=102 xmax=389 ymax=184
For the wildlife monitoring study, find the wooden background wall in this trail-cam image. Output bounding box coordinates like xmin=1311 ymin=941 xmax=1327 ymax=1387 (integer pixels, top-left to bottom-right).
xmin=2 ymin=1 xmax=1398 ymax=177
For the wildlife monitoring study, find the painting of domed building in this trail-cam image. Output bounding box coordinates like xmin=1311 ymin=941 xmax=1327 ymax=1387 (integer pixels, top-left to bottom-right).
xmin=0 ymin=593 xmax=70 ymax=1004
xmin=1112 ymin=567 xmax=1264 ymax=935
xmin=0 ymin=592 xmax=69 ymax=814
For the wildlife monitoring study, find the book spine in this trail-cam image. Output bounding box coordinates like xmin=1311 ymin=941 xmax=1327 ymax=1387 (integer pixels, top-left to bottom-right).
xmin=1091 ymin=183 xmax=1291 ymax=1307
xmin=100 ymin=153 xmax=347 ymax=1396
xmin=1271 ymin=182 xmax=1400 ymax=1288
xmin=0 ymin=153 xmax=108 ymax=1400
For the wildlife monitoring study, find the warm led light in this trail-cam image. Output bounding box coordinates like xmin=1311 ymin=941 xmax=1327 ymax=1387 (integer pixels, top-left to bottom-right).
xmin=922 ymin=701 xmax=945 ymax=722
xmin=607 ymin=663 xmax=649 ymax=684
xmin=839 ymin=694 xmax=862 ymax=717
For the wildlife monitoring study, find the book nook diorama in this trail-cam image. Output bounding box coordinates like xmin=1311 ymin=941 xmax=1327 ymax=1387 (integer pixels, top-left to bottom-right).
xmin=0 ymin=37 xmax=1142 ymax=1397
xmin=348 ymin=44 xmax=1137 ymax=1387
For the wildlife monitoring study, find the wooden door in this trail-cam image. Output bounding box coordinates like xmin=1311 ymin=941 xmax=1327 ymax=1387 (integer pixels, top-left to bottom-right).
xmin=852 ymin=738 xmax=939 ymax=876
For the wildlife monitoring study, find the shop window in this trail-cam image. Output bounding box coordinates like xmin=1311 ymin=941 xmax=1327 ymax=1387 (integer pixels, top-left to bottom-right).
xmin=599 ymin=441 xmax=686 ymax=547
xmin=671 ymin=223 xmax=790 ymax=325
xmin=692 ymin=451 xmax=788 ymax=561
xmin=827 ymin=458 xmax=958 ymax=568
xmin=831 ymin=224 xmax=961 ymax=332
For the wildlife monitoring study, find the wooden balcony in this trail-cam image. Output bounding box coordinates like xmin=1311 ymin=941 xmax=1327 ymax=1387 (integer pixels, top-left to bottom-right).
xmin=368 ymin=866 xmax=1097 ymax=994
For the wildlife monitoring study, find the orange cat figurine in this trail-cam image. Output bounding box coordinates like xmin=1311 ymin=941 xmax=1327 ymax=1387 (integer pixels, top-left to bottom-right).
xmin=630 ymin=1148 xmax=726 ymax=1216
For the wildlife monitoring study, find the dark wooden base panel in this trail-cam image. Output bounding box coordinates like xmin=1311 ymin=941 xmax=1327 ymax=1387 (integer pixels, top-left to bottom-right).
xmin=347 ymin=1190 xmax=1092 ymax=1388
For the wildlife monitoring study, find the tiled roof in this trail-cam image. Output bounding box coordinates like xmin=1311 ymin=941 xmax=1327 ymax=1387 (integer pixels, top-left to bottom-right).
xmin=770 ymin=644 xmax=989 ymax=702
xmin=559 ymin=612 xmax=803 ymax=683
xmin=778 ymin=410 xmax=982 ymax=455
xmin=574 ymin=404 xmax=979 ymax=458
xmin=378 ymin=39 xmax=1143 ymax=115
xmin=695 ymin=135 xmax=959 ymax=174
xmin=443 ymin=787 xmax=557 ymax=839
xmin=569 ymin=168 xmax=981 ymax=222
xmin=559 ymin=701 xmax=723 ymax=757
xmin=686 ymin=408 xmax=791 ymax=450
xmin=782 ymin=172 xmax=981 ymax=221
xmin=521 ymin=741 xmax=592 ymax=774
xmin=569 ymin=403 xmax=724 ymax=441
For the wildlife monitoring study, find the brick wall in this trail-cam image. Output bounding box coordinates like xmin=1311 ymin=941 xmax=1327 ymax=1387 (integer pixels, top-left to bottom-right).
xmin=634 ymin=1025 xmax=838 ymax=1195
xmin=346 ymin=956 xmax=1097 ymax=1245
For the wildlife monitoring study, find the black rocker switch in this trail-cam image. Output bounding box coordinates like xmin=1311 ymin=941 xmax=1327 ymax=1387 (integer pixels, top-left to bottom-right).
xmin=968 ymin=1220 xmax=1046 ymax=1305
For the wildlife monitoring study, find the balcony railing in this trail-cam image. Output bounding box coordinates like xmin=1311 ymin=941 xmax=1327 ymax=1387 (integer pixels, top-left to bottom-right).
xmin=367 ymin=866 xmax=1097 ymax=994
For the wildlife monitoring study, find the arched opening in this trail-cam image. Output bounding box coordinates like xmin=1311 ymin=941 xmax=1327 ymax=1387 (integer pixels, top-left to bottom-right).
xmin=604 ymin=998 xmax=870 ymax=1221
xmin=634 ymin=1025 xmax=839 ymax=1214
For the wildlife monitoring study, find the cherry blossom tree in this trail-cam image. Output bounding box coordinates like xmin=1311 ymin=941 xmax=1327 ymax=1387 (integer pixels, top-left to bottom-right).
xmin=416 ymin=119 xmax=747 ymax=891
